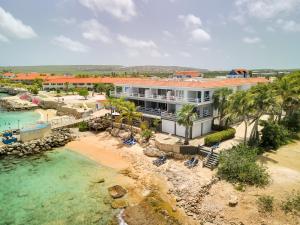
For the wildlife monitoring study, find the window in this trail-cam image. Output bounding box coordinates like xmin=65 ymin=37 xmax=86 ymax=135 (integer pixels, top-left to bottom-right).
xmin=116 ymin=86 xmax=123 ymax=93
xmin=197 ymin=91 xmax=202 ymax=100
xmin=204 ymin=91 xmax=210 ymax=101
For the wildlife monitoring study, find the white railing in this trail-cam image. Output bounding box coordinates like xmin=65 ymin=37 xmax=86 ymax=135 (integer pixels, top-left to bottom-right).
xmin=110 ymin=91 xmax=210 ymax=104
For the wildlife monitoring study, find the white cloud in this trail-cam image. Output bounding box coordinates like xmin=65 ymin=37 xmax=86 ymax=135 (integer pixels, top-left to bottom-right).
xmin=243 ymin=26 xmax=256 ymax=33
xmin=0 ymin=33 xmax=9 ymax=42
xmin=277 ymin=19 xmax=300 ymax=32
xmin=178 ymin=13 xmax=211 ymax=43
xmin=117 ymin=34 xmax=157 ymax=49
xmin=162 ymin=30 xmax=173 ymax=38
xmin=51 ymin=17 xmax=77 ymax=25
xmin=52 ymin=35 xmax=88 ymax=52
xmin=234 ymin=0 xmax=300 ymax=20
xmin=201 ymin=47 xmax=209 ymax=51
xmin=178 ymin=14 xmax=202 ymax=28
xmin=117 ymin=34 xmax=168 ymax=57
xmin=79 ymin=0 xmax=136 ymax=21
xmin=243 ymin=37 xmax=261 ymax=44
xmin=190 ymin=28 xmax=211 ymax=42
xmin=0 ymin=7 xmax=37 ymax=39
xmin=266 ymin=26 xmax=276 ymax=32
xmin=180 ymin=51 xmax=191 ymax=57
xmin=81 ymin=19 xmax=112 ymax=43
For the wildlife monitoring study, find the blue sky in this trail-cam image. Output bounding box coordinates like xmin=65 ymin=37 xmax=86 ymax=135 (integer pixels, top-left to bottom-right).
xmin=0 ymin=0 xmax=299 ymax=70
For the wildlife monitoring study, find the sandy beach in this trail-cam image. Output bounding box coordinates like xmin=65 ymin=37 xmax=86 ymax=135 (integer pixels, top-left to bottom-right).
xmin=66 ymin=130 xmax=199 ymax=225
xmin=64 ymin=128 xmax=300 ymax=225
xmin=35 ymin=108 xmax=57 ymax=122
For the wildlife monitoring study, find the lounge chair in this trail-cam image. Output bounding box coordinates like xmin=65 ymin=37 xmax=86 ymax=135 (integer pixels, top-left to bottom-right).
xmin=153 ymin=156 xmax=167 ymax=167
xmin=184 ymin=157 xmax=195 ymax=167
xmin=123 ymin=138 xmax=136 ymax=146
xmin=211 ymin=143 xmax=220 ymax=150
xmin=188 ymin=159 xmax=199 ymax=168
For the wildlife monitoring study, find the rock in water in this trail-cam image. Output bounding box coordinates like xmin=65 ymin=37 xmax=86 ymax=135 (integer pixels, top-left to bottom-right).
xmin=90 ymin=178 xmax=105 ymax=183
xmin=108 ymin=185 xmax=127 ymax=199
xmin=111 ymin=199 xmax=128 ymax=209
xmin=228 ymin=195 xmax=238 ymax=207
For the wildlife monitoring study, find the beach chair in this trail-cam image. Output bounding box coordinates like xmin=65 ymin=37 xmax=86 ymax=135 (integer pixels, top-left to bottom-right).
xmin=153 ymin=155 xmax=167 ymax=167
xmin=184 ymin=157 xmax=195 ymax=167
xmin=211 ymin=143 xmax=220 ymax=151
xmin=188 ymin=159 xmax=199 ymax=168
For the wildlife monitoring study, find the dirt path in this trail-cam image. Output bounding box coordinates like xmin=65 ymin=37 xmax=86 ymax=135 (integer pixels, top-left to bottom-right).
xmin=200 ymin=141 xmax=300 ymax=225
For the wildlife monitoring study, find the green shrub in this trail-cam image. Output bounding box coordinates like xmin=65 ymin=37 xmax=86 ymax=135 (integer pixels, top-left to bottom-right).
xmin=78 ymin=121 xmax=88 ymax=132
xmin=281 ymin=192 xmax=300 ymax=214
xmin=282 ymin=110 xmax=300 ymax=133
xmin=260 ymin=122 xmax=290 ymax=150
xmin=141 ymin=129 xmax=153 ymax=141
xmin=140 ymin=121 xmax=149 ymax=131
xmin=217 ymin=144 xmax=269 ymax=187
xmin=204 ymin=128 xmax=236 ymax=146
xmin=257 ymin=195 xmax=274 ymax=213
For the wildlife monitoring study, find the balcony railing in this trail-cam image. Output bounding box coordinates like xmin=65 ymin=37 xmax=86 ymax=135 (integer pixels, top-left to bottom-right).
xmin=137 ymin=106 xmax=164 ymax=116
xmin=136 ymin=106 xmax=212 ymax=122
xmin=110 ymin=91 xmax=211 ymax=104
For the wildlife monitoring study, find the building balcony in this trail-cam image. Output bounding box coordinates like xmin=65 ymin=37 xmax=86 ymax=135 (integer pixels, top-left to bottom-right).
xmin=110 ymin=91 xmax=210 ymax=104
xmin=136 ymin=106 xmax=212 ymax=122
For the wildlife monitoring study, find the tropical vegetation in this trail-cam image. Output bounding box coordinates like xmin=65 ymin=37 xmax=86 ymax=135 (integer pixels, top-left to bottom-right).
xmin=213 ymin=87 xmax=233 ymax=128
xmin=281 ymin=191 xmax=300 ymax=214
xmin=176 ymin=104 xmax=198 ymax=145
xmin=212 ymin=71 xmax=300 ymax=149
xmin=204 ymin=128 xmax=236 ymax=146
xmin=77 ymin=88 xmax=89 ymax=100
xmin=217 ymin=144 xmax=269 ymax=186
xmin=257 ymin=195 xmax=274 ymax=213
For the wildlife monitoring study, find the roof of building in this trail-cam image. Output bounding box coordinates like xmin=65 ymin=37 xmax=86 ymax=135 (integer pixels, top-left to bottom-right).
xmin=12 ymin=73 xmax=50 ymax=81
xmin=2 ymin=72 xmax=15 ymax=77
xmin=44 ymin=77 xmax=268 ymax=89
xmin=232 ymin=68 xmax=249 ymax=74
xmin=175 ymin=71 xmax=202 ymax=77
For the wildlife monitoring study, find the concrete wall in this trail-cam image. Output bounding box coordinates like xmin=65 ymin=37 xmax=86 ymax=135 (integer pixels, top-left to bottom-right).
xmin=202 ymin=119 xmax=212 ymax=135
xmin=192 ymin=121 xmax=202 ymax=138
xmin=175 ymin=123 xmax=186 ymax=137
xmin=20 ymin=124 xmax=51 ymax=142
xmin=162 ymin=119 xmax=175 ymax=134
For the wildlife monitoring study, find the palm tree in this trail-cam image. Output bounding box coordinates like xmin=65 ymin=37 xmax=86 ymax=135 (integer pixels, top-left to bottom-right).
xmin=177 ymin=104 xmax=198 ymax=145
xmin=248 ymin=84 xmax=275 ymax=145
xmin=274 ymin=73 xmax=300 ymax=121
xmin=106 ymin=97 xmax=121 ymax=129
xmin=227 ymin=90 xmax=253 ymax=145
xmin=212 ymin=87 xmax=233 ymax=128
xmin=119 ymin=101 xmax=142 ymax=138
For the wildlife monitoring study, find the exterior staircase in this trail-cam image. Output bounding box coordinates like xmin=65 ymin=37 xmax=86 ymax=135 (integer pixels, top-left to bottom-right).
xmin=203 ymin=152 xmax=219 ymax=170
xmin=198 ymin=146 xmax=219 ymax=170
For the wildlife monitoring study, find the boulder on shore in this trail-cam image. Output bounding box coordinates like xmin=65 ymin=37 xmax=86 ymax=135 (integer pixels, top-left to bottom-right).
xmin=108 ymin=185 xmax=127 ymax=199
xmin=143 ymin=147 xmax=164 ymax=157
xmin=228 ymin=195 xmax=238 ymax=207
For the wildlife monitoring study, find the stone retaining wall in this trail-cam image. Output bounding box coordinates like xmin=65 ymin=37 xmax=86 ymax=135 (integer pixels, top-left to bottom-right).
xmin=0 ymin=128 xmax=74 ymax=158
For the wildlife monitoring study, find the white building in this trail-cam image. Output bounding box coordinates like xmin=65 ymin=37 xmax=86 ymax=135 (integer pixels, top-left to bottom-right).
xmin=41 ymin=75 xmax=268 ymax=138
xmin=110 ymin=77 xmax=268 ymax=138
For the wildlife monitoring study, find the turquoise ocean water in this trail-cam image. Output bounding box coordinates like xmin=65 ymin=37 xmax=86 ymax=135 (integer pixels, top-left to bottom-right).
xmin=0 ymin=148 xmax=120 ymax=225
xmin=0 ymin=92 xmax=122 ymax=224
xmin=0 ymin=93 xmax=41 ymax=132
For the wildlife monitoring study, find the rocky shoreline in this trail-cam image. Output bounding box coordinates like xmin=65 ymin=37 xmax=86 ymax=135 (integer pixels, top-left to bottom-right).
xmin=0 ymin=128 xmax=74 ymax=157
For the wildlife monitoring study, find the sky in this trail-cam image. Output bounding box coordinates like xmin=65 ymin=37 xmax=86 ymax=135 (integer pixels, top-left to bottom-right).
xmin=0 ymin=0 xmax=300 ymax=70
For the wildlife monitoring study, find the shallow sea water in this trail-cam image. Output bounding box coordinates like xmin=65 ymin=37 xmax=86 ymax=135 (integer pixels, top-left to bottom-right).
xmin=0 ymin=148 xmax=120 ymax=225
xmin=0 ymin=93 xmax=41 ymax=132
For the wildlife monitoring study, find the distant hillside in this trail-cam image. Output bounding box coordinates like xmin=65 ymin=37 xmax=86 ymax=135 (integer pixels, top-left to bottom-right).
xmin=0 ymin=65 xmax=207 ymax=75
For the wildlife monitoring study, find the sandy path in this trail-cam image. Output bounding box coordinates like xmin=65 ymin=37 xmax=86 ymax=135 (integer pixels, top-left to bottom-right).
xmin=66 ymin=132 xmax=131 ymax=170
